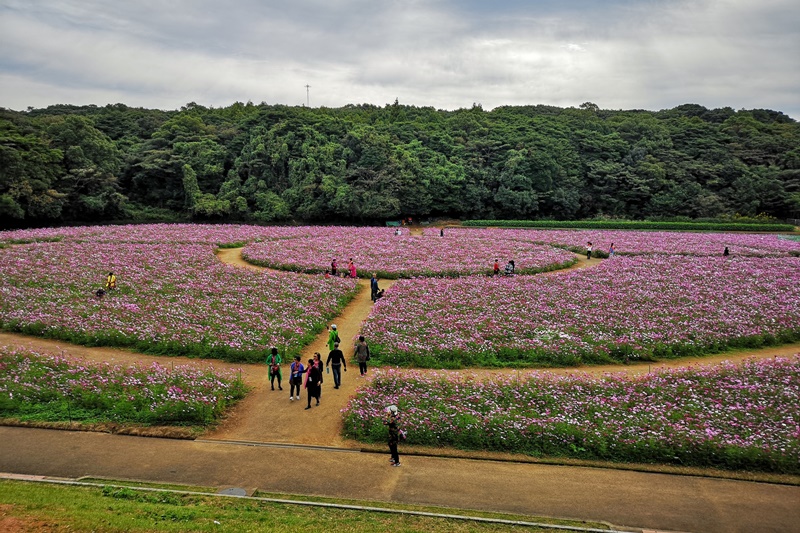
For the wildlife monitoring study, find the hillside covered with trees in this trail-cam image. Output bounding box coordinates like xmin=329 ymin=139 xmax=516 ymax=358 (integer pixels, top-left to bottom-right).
xmin=1 ymin=100 xmax=798 ymax=227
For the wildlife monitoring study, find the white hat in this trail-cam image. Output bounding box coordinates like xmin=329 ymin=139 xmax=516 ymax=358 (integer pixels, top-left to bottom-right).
xmin=331 ymin=324 xmax=337 ymax=329
xmin=387 ymin=405 xmax=398 ymax=414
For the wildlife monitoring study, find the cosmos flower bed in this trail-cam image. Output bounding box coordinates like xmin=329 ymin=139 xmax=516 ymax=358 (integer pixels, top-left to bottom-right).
xmin=0 ymin=241 xmax=359 ymax=362
xmin=447 ymin=228 xmax=800 ymax=257
xmin=0 ymin=348 xmax=248 ymax=425
xmin=242 ymin=227 xmax=578 ymax=278
xmin=0 ymin=223 xmax=311 ymax=246
xmin=361 ymin=255 xmax=800 ymax=367
xmin=342 ymin=357 xmax=800 ymax=473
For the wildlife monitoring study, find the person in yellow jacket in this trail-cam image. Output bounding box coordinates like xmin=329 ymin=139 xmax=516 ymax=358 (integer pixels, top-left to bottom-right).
xmin=105 ymin=272 xmax=117 ymax=290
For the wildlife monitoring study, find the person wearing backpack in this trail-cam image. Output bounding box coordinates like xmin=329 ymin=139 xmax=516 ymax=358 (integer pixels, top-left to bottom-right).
xmin=354 ymin=335 xmax=370 ymax=376
xmin=267 ymin=347 xmax=283 ymax=391
xmin=327 ymin=324 xmax=340 ymax=352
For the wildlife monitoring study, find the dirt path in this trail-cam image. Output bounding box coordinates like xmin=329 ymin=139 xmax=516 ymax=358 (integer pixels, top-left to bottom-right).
xmin=204 ymin=248 xmax=397 ymax=445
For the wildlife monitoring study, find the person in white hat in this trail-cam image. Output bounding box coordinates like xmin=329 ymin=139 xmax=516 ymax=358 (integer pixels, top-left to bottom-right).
xmin=327 ymin=324 xmax=339 ymax=352
xmin=385 ymin=405 xmax=402 ymax=466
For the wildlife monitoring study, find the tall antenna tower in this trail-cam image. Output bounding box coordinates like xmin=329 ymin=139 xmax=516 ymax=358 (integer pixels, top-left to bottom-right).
xmin=305 ymin=84 xmax=310 ymax=107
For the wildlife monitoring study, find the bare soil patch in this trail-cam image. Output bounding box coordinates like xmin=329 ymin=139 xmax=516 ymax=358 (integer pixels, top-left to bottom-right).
xmin=0 ymin=504 xmax=60 ymax=533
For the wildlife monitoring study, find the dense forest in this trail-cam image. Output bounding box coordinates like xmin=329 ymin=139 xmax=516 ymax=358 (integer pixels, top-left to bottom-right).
xmin=1 ymin=100 xmax=799 ymax=227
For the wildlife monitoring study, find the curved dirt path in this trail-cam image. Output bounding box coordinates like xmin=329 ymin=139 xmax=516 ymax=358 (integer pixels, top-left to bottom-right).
xmin=206 ymin=248 xmax=397 ymax=445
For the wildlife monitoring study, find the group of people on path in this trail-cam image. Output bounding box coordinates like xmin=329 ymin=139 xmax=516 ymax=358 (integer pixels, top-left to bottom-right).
xmin=266 ymin=327 xmax=401 ymax=464
xmin=266 ymin=326 xmax=372 ymax=410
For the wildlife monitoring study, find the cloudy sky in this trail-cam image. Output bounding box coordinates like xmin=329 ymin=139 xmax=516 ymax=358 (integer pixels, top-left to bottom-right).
xmin=1 ymin=0 xmax=798 ymax=118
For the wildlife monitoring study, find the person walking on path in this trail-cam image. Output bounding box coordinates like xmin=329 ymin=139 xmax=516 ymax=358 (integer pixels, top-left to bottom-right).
xmin=370 ymin=273 xmax=380 ymax=302
xmin=327 ymin=324 xmax=339 ymax=352
xmin=326 ymin=342 xmax=347 ymax=389
xmin=385 ymin=405 xmax=402 ymax=467
xmin=289 ymin=355 xmax=305 ymax=401
xmin=267 ymin=347 xmax=283 ymax=391
xmin=354 ymin=336 xmax=370 ymax=376
xmin=304 ymin=356 xmax=323 ymax=409
xmin=314 ymin=352 xmax=325 ymax=401
xmin=586 ymin=242 xmax=593 ymax=260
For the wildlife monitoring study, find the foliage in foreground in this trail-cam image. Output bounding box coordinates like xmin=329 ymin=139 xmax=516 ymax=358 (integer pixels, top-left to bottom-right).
xmin=0 ymin=348 xmax=248 ymax=426
xmin=0 ymin=480 xmax=589 ymax=532
xmin=343 ymin=357 xmax=800 ymax=474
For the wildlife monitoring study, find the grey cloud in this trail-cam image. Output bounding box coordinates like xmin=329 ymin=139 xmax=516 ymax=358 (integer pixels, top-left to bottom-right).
xmin=0 ymin=0 xmax=797 ymax=117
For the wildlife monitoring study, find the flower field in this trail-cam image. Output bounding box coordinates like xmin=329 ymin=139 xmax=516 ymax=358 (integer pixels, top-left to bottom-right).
xmin=0 ymin=240 xmax=359 ymax=362
xmin=446 ymin=228 xmax=800 ymax=257
xmin=2 ymin=224 xmax=799 ymax=368
xmin=0 ymin=347 xmax=248 ymax=425
xmin=342 ymin=356 xmax=800 ymax=473
xmin=242 ymin=227 xmax=577 ymax=278
xmin=362 ymin=255 xmax=800 ymax=367
xmin=0 ymin=223 xmax=311 ymax=246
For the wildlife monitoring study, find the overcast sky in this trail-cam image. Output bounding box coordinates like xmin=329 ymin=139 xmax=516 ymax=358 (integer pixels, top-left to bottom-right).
xmin=1 ymin=0 xmax=798 ymax=118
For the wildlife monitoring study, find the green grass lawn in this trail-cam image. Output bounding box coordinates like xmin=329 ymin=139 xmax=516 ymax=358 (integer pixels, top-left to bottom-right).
xmin=0 ymin=479 xmax=611 ymax=532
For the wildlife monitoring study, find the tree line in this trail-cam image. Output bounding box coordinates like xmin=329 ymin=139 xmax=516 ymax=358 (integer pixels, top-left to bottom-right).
xmin=1 ymin=99 xmax=799 ymax=227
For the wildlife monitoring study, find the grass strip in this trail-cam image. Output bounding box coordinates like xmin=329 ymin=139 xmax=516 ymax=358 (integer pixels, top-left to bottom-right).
xmin=0 ymin=478 xmax=617 ymax=532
